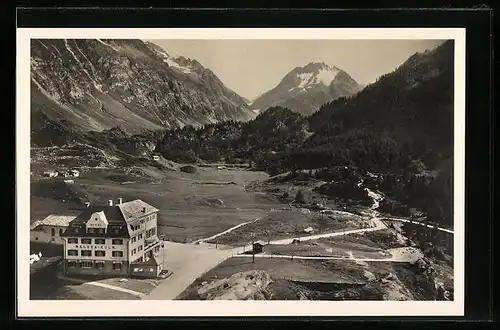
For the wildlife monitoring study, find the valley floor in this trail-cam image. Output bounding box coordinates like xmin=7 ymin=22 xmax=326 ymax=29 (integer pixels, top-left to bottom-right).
xmin=29 ymin=160 xmax=454 ymax=301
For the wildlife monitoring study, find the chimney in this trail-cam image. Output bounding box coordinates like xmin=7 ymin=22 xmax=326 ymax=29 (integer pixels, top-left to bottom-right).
xmin=117 ymin=198 xmax=123 ymax=205
xmin=108 ymin=200 xmax=113 ymax=206
xmin=85 ymin=202 xmax=90 ymax=208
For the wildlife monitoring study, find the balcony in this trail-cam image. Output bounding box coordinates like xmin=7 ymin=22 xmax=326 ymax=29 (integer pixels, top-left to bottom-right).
xmin=144 ymin=236 xmax=160 ymax=249
xmin=145 ymin=236 xmax=156 ymax=244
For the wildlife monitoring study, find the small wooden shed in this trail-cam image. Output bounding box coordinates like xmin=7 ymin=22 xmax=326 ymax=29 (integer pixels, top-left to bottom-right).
xmin=252 ymin=240 xmax=266 ymax=254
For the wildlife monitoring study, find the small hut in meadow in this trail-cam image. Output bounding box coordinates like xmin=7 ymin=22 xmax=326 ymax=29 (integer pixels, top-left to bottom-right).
xmin=252 ymin=240 xmax=266 ymax=254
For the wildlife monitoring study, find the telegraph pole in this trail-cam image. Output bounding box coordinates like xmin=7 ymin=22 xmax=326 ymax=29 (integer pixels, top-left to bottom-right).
xmin=161 ymin=241 xmax=165 ymax=273
xmin=251 ymin=232 xmax=255 ymax=264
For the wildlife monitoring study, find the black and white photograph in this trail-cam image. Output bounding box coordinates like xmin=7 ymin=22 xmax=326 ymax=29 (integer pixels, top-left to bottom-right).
xmin=17 ymin=28 xmax=465 ymax=317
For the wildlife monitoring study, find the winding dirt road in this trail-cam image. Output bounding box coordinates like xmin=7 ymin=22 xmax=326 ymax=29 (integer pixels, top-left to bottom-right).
xmin=233 ymin=246 xmax=423 ymax=263
xmin=383 ymin=216 xmax=454 ymax=234
xmin=192 ymin=216 xmax=265 ymax=245
xmin=142 ymin=187 xmax=437 ymax=300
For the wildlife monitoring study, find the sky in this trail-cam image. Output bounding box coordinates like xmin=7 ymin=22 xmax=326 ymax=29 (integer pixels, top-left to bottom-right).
xmin=148 ymin=39 xmax=445 ymax=101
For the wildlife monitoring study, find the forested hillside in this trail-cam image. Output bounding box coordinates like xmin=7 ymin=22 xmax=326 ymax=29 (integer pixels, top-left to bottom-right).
xmin=155 ymin=41 xmax=454 ymax=226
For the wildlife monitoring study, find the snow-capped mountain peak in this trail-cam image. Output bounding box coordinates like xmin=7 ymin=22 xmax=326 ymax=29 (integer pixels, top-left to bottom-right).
xmin=291 ymin=62 xmax=341 ymax=92
xmin=250 ymin=61 xmax=361 ymax=116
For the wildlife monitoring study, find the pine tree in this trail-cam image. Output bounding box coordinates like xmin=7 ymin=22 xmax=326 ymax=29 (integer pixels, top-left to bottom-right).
xmin=295 ymin=189 xmax=306 ymax=204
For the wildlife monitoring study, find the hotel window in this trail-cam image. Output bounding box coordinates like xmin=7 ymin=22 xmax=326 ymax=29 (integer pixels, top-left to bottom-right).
xmin=138 ymin=245 xmax=143 ymax=252
xmin=112 ymin=239 xmax=123 ymax=245
xmin=81 ymin=261 xmax=93 ymax=268
xmin=95 ymin=261 xmax=105 ymax=269
xmin=112 ymin=251 xmax=123 ymax=257
xmin=67 ymin=249 xmax=78 ymax=256
xmin=67 ymin=261 xmax=77 ymax=268
xmin=138 ymin=233 xmax=143 ymax=239
xmin=68 ymin=238 xmax=78 ymax=244
xmin=81 ymin=250 xmax=92 ymax=257
xmin=51 ymin=228 xmax=55 ymax=236
xmin=97 ymin=228 xmax=105 ymax=234
xmin=151 ymin=228 xmax=156 ymax=236
xmin=131 ymin=237 xmax=136 ymax=243
xmin=87 ymin=228 xmax=95 ymax=234
xmin=95 ymin=238 xmax=105 ymax=245
xmin=59 ymin=229 xmax=63 ymax=236
xmin=81 ymin=238 xmax=91 ymax=244
xmin=112 ymin=262 xmax=122 ymax=270
xmin=95 ymin=250 xmax=106 ymax=257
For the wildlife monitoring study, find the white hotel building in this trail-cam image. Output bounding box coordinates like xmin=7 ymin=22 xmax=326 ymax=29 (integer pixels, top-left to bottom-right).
xmin=61 ymin=198 xmax=162 ymax=277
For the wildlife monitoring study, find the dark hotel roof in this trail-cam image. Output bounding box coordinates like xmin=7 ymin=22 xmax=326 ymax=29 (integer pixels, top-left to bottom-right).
xmin=61 ymin=205 xmax=129 ymax=238
xmin=61 ymin=199 xmax=158 ymax=238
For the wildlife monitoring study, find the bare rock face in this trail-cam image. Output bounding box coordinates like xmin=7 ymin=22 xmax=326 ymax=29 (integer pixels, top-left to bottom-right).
xmin=31 ymin=39 xmax=256 ymax=138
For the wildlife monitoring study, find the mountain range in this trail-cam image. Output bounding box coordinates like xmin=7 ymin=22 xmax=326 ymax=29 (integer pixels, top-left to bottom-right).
xmin=30 ymin=39 xmax=256 ymax=142
xmin=154 ymin=40 xmax=453 ymax=225
xmin=308 ymin=40 xmax=454 ymax=155
xmin=31 ymin=38 xmax=452 ymax=179
xmin=29 ymin=37 xmax=453 ymax=226
xmin=250 ymin=62 xmax=362 ymax=116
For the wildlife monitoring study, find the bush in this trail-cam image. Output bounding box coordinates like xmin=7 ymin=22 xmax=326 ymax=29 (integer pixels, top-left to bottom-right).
xmin=295 ymin=189 xmax=306 ymax=204
xmin=180 ymin=165 xmax=198 ymax=173
xmin=314 ymin=182 xmax=371 ymax=205
xmin=377 ymin=198 xmax=410 ymax=216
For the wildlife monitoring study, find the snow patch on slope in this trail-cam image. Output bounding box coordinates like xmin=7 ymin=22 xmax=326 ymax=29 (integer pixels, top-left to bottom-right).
xmin=290 ymin=67 xmax=339 ymax=92
xmin=64 ymin=39 xmax=103 ymax=92
xmin=316 ymin=68 xmax=340 ymax=85
xmin=153 ymin=49 xmax=170 ymax=59
xmin=149 ymin=46 xmax=193 ymax=74
xmin=37 ymin=40 xmax=49 ymax=50
xmin=96 ymin=39 xmax=120 ymax=52
xmin=297 ymin=73 xmax=314 ymax=88
xmin=163 ymin=58 xmax=192 ymax=74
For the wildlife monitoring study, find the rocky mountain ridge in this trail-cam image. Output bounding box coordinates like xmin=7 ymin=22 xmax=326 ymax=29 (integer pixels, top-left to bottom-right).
xmin=250 ymin=62 xmax=362 ymax=116
xmin=30 ymin=39 xmax=256 ymax=142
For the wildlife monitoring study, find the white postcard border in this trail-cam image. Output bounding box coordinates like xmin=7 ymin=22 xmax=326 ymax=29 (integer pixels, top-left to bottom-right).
xmin=16 ymin=27 xmax=466 ymax=317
